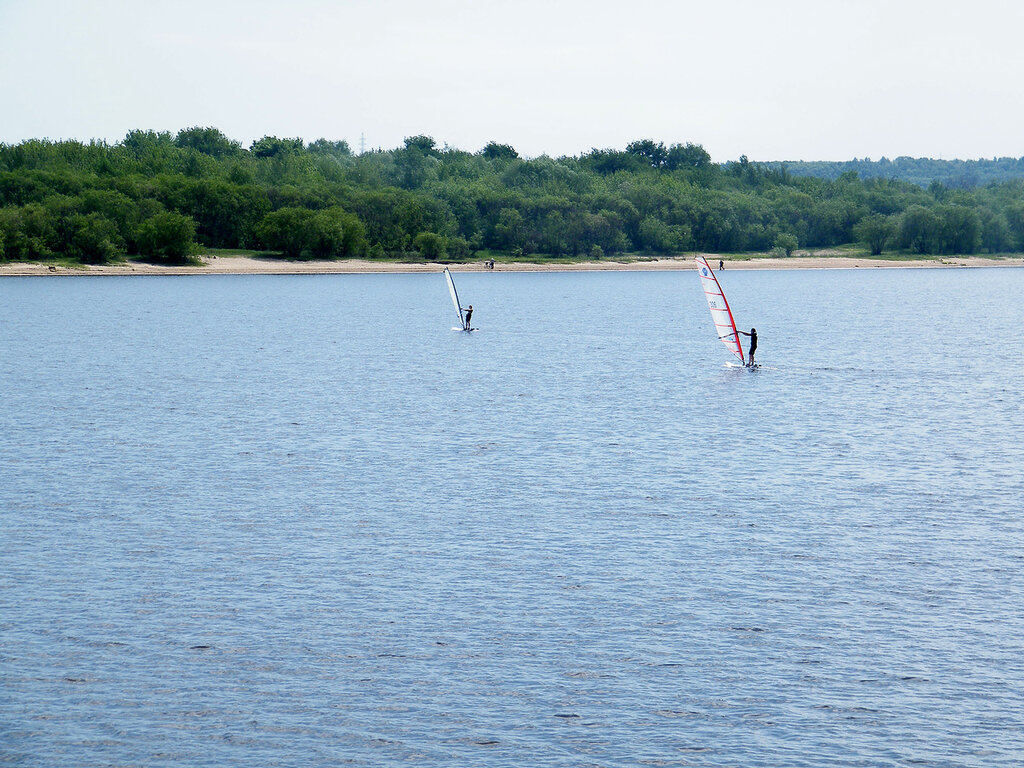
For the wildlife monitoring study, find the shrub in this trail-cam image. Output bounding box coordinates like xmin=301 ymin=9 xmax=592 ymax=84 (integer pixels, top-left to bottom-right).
xmin=255 ymin=207 xmax=315 ymax=258
xmin=774 ymin=232 xmax=798 ymax=257
xmin=309 ymin=207 xmax=368 ymax=258
xmin=135 ymin=211 xmax=197 ymax=263
xmin=413 ymin=231 xmax=446 ymax=260
xmin=446 ymin=236 xmax=470 ymax=259
xmin=67 ymin=213 xmax=121 ymax=264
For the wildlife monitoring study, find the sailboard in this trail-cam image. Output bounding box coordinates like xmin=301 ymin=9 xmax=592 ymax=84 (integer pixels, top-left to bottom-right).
xmin=695 ymin=256 xmax=745 ymax=364
xmin=443 ymin=267 xmax=468 ymax=330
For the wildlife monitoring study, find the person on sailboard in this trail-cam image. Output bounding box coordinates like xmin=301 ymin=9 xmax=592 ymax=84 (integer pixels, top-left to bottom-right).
xmin=462 ymin=304 xmax=473 ymax=330
xmin=737 ymin=327 xmax=757 ymax=366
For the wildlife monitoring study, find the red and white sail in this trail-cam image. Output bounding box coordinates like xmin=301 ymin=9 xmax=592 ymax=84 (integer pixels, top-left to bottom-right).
xmin=695 ymin=257 xmax=744 ymax=364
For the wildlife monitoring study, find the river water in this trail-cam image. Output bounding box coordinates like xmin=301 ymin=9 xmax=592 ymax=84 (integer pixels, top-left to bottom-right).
xmin=2 ymin=267 xmax=1023 ymax=767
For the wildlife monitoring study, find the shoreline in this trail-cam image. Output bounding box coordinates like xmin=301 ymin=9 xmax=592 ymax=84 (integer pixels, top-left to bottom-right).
xmin=3 ymin=254 xmax=1023 ymax=277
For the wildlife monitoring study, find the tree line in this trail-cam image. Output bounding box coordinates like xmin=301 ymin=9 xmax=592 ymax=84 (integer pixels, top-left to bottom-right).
xmin=770 ymin=156 xmax=1024 ymax=190
xmin=2 ymin=127 xmax=1024 ymax=265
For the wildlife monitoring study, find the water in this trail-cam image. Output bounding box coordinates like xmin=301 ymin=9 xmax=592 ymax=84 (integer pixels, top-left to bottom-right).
xmin=2 ymin=267 xmax=1023 ymax=767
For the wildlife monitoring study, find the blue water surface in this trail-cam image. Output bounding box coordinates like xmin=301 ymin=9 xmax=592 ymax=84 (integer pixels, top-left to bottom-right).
xmin=2 ymin=266 xmax=1023 ymax=767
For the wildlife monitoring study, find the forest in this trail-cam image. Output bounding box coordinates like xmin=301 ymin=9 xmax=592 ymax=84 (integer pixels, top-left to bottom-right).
xmin=770 ymin=156 xmax=1024 ymax=189
xmin=2 ymin=127 xmax=1024 ymax=265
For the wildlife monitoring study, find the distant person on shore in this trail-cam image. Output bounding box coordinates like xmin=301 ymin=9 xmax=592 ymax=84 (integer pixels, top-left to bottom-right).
xmin=738 ymin=327 xmax=757 ymax=366
xmin=719 ymin=259 xmax=724 ymax=270
xmin=463 ymin=304 xmax=473 ymax=330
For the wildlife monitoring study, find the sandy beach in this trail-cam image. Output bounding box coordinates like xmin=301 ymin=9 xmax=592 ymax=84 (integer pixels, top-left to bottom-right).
xmin=3 ymin=254 xmax=1023 ymax=277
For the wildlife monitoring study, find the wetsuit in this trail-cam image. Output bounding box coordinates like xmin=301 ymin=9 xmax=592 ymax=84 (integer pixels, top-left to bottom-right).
xmin=463 ymin=307 xmax=473 ymax=330
xmin=739 ymin=328 xmax=757 ymax=365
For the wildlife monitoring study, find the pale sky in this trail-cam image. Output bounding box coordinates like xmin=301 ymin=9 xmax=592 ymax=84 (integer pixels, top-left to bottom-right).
xmin=2 ymin=0 xmax=1023 ymax=162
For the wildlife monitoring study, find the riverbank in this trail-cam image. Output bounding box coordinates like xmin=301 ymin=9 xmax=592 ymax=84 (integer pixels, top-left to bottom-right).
xmin=3 ymin=254 xmax=1023 ymax=276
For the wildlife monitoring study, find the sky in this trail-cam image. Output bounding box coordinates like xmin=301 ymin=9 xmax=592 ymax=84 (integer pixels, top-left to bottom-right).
xmin=2 ymin=0 xmax=1023 ymax=162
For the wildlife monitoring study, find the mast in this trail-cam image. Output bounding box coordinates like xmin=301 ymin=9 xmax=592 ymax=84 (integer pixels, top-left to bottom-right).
xmin=443 ymin=268 xmax=465 ymax=328
xmin=695 ymin=256 xmax=745 ymax=364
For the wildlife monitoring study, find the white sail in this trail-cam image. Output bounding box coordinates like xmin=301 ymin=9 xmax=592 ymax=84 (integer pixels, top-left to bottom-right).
xmin=695 ymin=256 xmax=745 ymax=364
xmin=443 ymin=267 xmax=465 ymax=328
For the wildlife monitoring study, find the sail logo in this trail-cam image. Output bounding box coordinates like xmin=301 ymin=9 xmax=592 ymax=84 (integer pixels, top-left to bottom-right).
xmin=701 ymin=267 xmax=708 ymax=276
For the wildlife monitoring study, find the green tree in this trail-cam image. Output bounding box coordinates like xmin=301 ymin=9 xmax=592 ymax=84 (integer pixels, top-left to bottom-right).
xmin=979 ymin=210 xmax=1011 ymax=253
xmin=1004 ymin=201 xmax=1024 ymax=249
xmin=170 ymin=179 xmax=270 ymax=248
xmin=255 ymin=207 xmax=315 ymax=258
xmin=250 ymin=136 xmax=304 ymax=158
xmin=122 ymin=130 xmax=175 ymax=161
xmin=481 ymin=142 xmax=518 ymax=160
xmin=539 ymin=210 xmax=568 ymax=255
xmin=774 ymin=232 xmax=798 ymax=256
xmin=582 ymin=149 xmax=644 ymax=175
xmin=665 ymin=142 xmax=712 ymax=170
xmin=175 ymin=127 xmax=242 ymax=157
xmin=308 ymin=138 xmax=352 ymax=157
xmin=413 ymin=231 xmax=446 ymax=260
xmin=493 ymin=207 xmax=527 ymax=250
xmin=67 ymin=213 xmax=121 ymax=263
xmin=80 ymin=189 xmax=138 ymax=242
xmin=638 ymin=216 xmax=684 ymax=252
xmin=403 ymin=135 xmax=438 ymax=154
xmin=395 ymin=146 xmax=438 ymax=189
xmin=446 ymin=235 xmax=470 ymax=259
xmin=899 ymin=205 xmax=940 ymax=253
xmin=626 ymin=139 xmax=668 ymax=168
xmin=308 ymin=207 xmax=367 ymax=258
xmin=853 ymin=214 xmax=894 ymax=255
xmin=134 ymin=212 xmax=197 ymax=263
xmin=0 ymin=203 xmax=57 ymax=259
xmin=936 ymin=205 xmax=979 ymax=254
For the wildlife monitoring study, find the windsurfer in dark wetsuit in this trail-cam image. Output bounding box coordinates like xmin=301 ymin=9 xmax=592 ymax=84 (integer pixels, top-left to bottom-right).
xmin=462 ymin=304 xmax=473 ymax=330
xmin=738 ymin=327 xmax=757 ymax=366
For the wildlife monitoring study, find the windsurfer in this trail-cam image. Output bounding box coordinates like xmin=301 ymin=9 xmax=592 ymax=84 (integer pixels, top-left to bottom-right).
xmin=463 ymin=304 xmax=473 ymax=330
xmin=738 ymin=327 xmax=757 ymax=366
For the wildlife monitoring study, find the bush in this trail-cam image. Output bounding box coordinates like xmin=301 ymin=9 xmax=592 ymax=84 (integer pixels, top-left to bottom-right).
xmin=67 ymin=213 xmax=121 ymax=264
xmin=853 ymin=214 xmax=894 ymax=256
xmin=255 ymin=207 xmax=315 ymax=258
xmin=774 ymin=232 xmax=798 ymax=257
xmin=413 ymin=231 xmax=446 ymax=260
xmin=446 ymin=236 xmax=470 ymax=259
xmin=135 ymin=211 xmax=197 ymax=263
xmin=309 ymin=207 xmax=368 ymax=258
xmin=0 ymin=204 xmax=56 ymax=260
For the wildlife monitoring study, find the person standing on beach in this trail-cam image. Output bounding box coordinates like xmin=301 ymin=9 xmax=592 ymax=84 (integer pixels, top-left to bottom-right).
xmin=463 ymin=304 xmax=473 ymax=330
xmin=719 ymin=259 xmax=724 ymax=270
xmin=738 ymin=327 xmax=757 ymax=366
